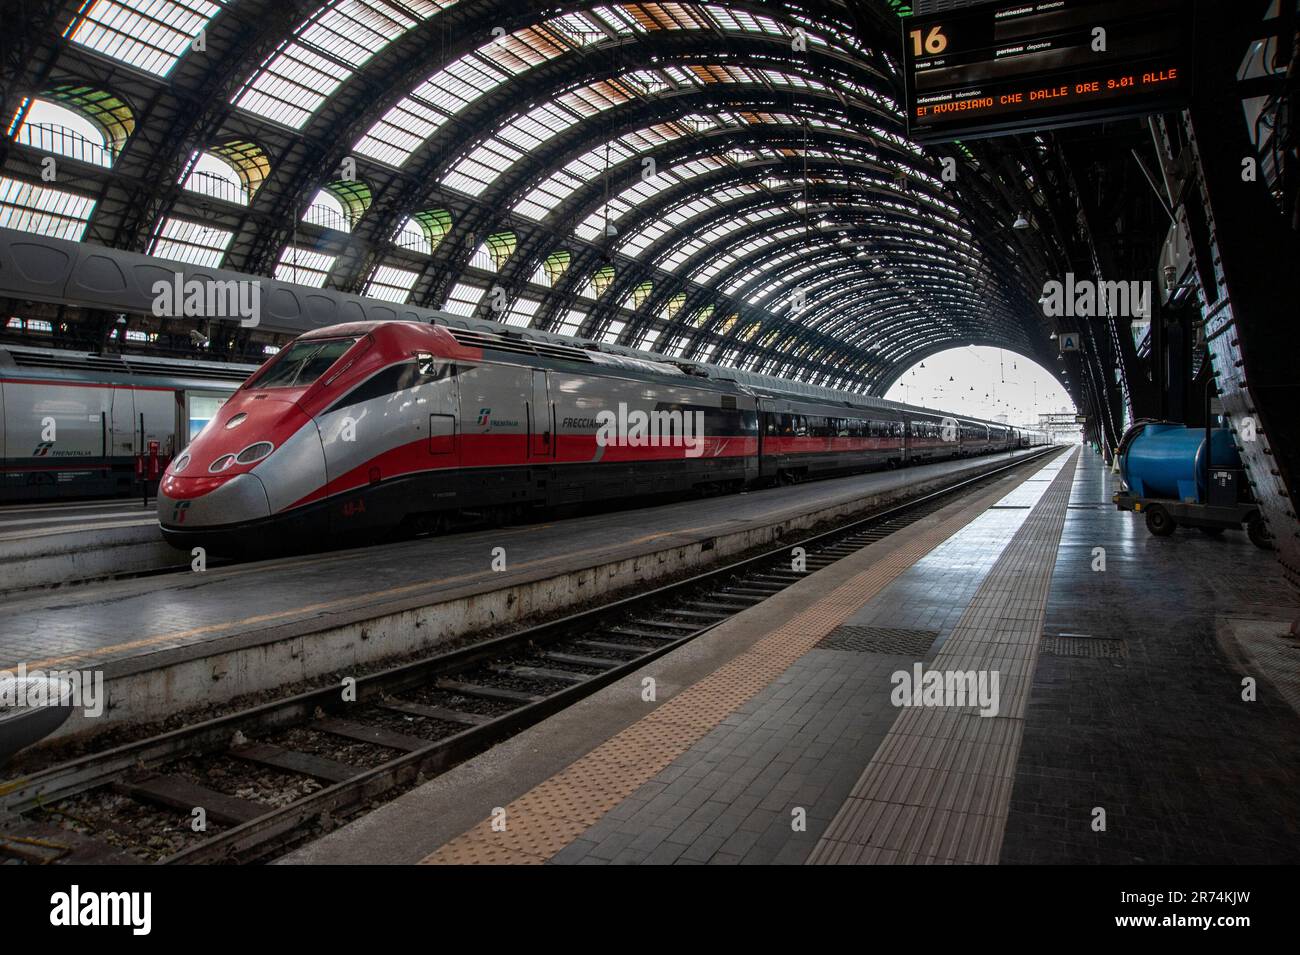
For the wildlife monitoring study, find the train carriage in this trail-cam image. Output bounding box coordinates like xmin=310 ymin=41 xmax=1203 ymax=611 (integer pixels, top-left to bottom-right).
xmin=154 ymin=320 xmax=1051 ymax=554
xmin=159 ymin=320 xmax=1055 ymax=553
xmin=0 ymin=346 xmax=247 ymax=501
xmin=756 ymin=397 xmax=906 ymax=482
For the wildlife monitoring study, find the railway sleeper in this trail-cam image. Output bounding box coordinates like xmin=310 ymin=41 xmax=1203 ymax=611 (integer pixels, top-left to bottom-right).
xmin=378 ymin=700 xmax=489 ymax=726
xmin=490 ymin=664 xmax=586 ymax=684
xmin=542 ymin=651 xmax=625 ymax=669
xmin=117 ymin=774 xmax=266 ymax=827
xmin=231 ymin=742 xmax=359 ymax=784
xmin=313 ymin=717 xmax=432 ymax=753
xmin=574 ymin=638 xmax=659 ymax=654
xmin=433 ymin=679 xmax=542 ymax=704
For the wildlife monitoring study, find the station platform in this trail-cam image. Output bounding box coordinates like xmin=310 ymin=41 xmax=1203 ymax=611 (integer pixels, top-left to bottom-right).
xmin=0 ymin=498 xmax=158 ymax=538
xmin=0 ymin=498 xmax=177 ymax=593
xmin=283 ymin=446 xmax=1300 ymax=865
xmin=0 ymin=450 xmax=1041 ymax=735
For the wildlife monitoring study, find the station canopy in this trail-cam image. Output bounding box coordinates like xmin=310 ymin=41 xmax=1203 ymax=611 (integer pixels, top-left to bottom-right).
xmin=5 ymin=0 xmax=1070 ymax=392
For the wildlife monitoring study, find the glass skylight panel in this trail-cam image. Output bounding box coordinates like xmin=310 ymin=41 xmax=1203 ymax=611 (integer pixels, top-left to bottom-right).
xmin=588 ymin=5 xmax=642 ymax=34
xmin=234 ymin=44 xmax=352 ymax=128
xmin=355 ymin=95 xmax=445 ymax=166
xmin=66 ymin=0 xmax=221 ymax=77
xmin=618 ymin=218 xmax=674 ymax=257
xmin=444 ymin=137 xmax=525 ymax=196
xmin=554 ymin=309 xmax=586 ymax=336
xmin=446 ymin=77 xmax=655 ymax=197
xmin=515 ymin=140 xmax=636 ymax=221
xmin=235 ymin=0 xmax=447 ymax=129
xmin=443 ymin=281 xmax=485 ymax=316
xmin=501 ymin=295 xmax=541 ymax=328
xmin=661 ymin=210 xmax=777 ymax=272
xmin=0 ymin=177 xmax=96 ymax=240
xmin=353 ymin=16 xmax=617 ymax=167
xmin=514 ymin=125 xmax=695 ymax=221
xmin=149 ymin=217 xmax=233 ymax=267
xmin=572 ymin=155 xmax=726 ymax=238
xmin=274 ymin=246 xmax=337 ymax=287
xmin=660 ymin=335 xmax=689 ymax=358
xmin=600 ymin=319 xmax=626 ymax=344
xmin=364 ymin=264 xmax=420 ymax=303
xmin=704 ymin=5 xmax=783 ymax=36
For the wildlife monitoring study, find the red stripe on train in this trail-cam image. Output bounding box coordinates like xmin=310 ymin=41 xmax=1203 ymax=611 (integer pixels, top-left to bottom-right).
xmin=286 ymin=433 xmax=759 ymax=511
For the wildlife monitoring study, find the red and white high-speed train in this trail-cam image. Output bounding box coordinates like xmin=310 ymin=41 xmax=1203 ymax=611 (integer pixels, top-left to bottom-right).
xmin=158 ymin=320 xmax=1046 ymax=553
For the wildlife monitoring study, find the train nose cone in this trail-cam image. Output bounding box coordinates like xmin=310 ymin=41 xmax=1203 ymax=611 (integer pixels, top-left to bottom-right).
xmin=158 ymin=472 xmax=271 ymax=534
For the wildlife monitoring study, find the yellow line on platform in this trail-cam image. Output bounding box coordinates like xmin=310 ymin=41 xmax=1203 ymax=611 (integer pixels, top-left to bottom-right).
xmin=420 ymin=453 xmax=1067 ymax=864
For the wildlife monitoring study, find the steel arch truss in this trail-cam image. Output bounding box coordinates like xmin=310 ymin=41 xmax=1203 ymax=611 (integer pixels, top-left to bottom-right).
xmin=4 ymin=0 xmax=1071 ymax=394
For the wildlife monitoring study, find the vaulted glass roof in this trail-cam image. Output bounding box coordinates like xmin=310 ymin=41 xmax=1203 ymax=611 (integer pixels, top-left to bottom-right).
xmin=7 ymin=0 xmax=1064 ymax=392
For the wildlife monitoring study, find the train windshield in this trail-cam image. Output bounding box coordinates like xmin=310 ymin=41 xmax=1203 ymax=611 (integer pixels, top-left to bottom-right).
xmin=249 ymin=337 xmax=359 ymax=389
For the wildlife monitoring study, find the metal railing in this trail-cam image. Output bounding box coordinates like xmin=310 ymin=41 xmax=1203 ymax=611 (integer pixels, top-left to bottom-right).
xmin=183 ymin=169 xmax=250 ymax=206
xmin=15 ymin=123 xmax=113 ymax=168
xmin=302 ymin=202 xmax=351 ymax=232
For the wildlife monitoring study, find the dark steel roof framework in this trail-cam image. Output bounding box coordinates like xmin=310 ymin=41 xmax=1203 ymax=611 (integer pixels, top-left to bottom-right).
xmin=3 ymin=0 xmax=1075 ymax=395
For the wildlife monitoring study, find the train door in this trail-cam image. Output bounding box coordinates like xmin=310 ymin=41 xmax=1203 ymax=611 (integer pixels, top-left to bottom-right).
xmin=757 ymin=399 xmax=779 ymax=482
xmin=424 ymin=353 xmax=459 ymax=466
xmin=528 ymin=368 xmax=552 ymax=459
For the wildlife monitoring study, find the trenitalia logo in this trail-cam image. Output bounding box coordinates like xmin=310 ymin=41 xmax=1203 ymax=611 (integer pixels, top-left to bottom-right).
xmin=595 ymin=403 xmax=706 ymax=458
xmin=171 ymin=500 xmax=191 ymax=524
xmin=475 ymin=408 xmax=518 ymax=430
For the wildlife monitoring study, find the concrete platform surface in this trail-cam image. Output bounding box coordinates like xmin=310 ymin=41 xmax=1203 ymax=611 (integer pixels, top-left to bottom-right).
xmin=281 ymin=447 xmax=1300 ymax=865
xmin=0 ymin=450 xmax=1036 ymax=679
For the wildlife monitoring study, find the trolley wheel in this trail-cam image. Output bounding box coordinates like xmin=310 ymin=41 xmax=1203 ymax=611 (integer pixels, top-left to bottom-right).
xmin=1144 ymin=505 xmax=1177 ymax=537
xmin=1247 ymin=516 xmax=1274 ymax=551
xmin=1198 ymin=526 xmax=1225 ymax=537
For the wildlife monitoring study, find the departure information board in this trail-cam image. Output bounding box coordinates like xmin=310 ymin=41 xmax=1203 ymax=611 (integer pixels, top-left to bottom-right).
xmin=902 ymin=0 xmax=1195 ymax=143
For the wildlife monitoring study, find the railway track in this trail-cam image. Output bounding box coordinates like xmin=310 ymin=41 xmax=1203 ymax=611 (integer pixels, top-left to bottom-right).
xmin=0 ymin=448 xmax=1055 ymax=865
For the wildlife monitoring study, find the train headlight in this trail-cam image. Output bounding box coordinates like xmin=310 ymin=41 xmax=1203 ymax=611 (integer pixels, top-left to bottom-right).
xmin=235 ymin=442 xmax=274 ymax=465
xmin=209 ymin=454 xmax=236 ymax=473
xmin=225 ymin=413 xmax=248 ymax=429
xmin=172 ymin=451 xmax=191 ymax=474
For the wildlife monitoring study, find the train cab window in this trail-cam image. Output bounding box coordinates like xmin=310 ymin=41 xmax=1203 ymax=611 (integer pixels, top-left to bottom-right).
xmin=251 ymin=337 xmax=359 ymax=389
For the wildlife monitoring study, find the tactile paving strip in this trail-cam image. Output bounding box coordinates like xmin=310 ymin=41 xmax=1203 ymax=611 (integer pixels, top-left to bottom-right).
xmin=815 ymin=626 xmax=940 ymax=655
xmin=421 ymin=453 xmax=1068 ymax=865
xmin=808 ymin=449 xmax=1078 ymax=866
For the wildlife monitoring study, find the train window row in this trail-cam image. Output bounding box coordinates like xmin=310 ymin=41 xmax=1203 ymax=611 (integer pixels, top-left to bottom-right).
xmin=764 ymin=414 xmax=904 ymax=438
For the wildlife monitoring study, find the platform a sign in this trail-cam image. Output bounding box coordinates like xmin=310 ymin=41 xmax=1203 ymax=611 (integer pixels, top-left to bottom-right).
xmin=1059 ymin=332 xmax=1080 ymax=352
xmin=902 ymin=0 xmax=1195 ymax=144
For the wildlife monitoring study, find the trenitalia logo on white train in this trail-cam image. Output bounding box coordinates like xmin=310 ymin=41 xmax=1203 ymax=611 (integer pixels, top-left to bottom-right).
xmin=593 ymin=403 xmax=707 ymax=458
xmin=150 ymin=272 xmax=261 ymax=328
